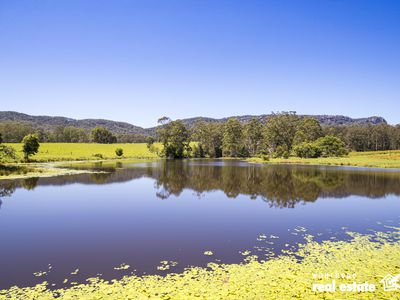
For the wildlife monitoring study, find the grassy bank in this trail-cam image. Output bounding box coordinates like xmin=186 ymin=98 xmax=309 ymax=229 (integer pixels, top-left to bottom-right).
xmin=1 ymin=229 xmax=399 ymax=299
xmin=5 ymin=143 xmax=158 ymax=162
xmin=248 ymin=150 xmax=400 ymax=169
xmin=0 ymin=143 xmax=159 ymax=180
xmin=2 ymin=145 xmax=400 ymax=180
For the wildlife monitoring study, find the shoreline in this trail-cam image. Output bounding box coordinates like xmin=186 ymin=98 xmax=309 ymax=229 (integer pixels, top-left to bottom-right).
xmin=2 ymin=155 xmax=400 ymax=181
xmin=0 ymin=158 xmax=156 ymax=181
xmin=245 ymin=152 xmax=400 ymax=170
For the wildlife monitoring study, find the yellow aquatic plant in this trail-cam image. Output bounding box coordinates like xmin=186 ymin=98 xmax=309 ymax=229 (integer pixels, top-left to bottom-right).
xmin=1 ymin=230 xmax=399 ymax=299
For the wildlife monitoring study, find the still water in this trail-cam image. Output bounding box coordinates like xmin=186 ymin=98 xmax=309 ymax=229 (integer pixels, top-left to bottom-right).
xmin=0 ymin=160 xmax=399 ymax=289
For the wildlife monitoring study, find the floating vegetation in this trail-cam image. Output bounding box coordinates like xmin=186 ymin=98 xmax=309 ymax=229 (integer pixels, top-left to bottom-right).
xmin=70 ymin=269 xmax=79 ymax=275
xmin=1 ymin=229 xmax=400 ymax=299
xmin=203 ymin=251 xmax=213 ymax=256
xmin=157 ymin=261 xmax=178 ymax=271
xmin=33 ymin=271 xmax=47 ymax=277
xmin=239 ymin=250 xmax=252 ymax=256
xmin=33 ymin=264 xmax=53 ymax=277
xmin=113 ymin=263 xmax=130 ymax=271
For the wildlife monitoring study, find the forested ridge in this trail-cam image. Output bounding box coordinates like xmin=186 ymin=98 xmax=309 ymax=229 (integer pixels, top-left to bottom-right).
xmin=0 ymin=110 xmax=389 ymax=143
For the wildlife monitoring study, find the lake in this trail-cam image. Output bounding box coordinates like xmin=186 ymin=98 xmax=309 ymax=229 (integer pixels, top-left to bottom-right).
xmin=1 ymin=160 xmax=399 ymax=290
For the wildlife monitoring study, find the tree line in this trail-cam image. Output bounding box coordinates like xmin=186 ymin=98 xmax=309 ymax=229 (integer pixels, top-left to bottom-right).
xmin=1 ymin=113 xmax=399 ymax=157
xmin=0 ymin=122 xmax=148 ymax=143
xmin=149 ymin=112 xmax=400 ymax=159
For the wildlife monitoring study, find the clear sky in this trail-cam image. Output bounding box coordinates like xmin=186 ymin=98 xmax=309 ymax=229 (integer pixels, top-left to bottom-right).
xmin=0 ymin=0 xmax=399 ymax=127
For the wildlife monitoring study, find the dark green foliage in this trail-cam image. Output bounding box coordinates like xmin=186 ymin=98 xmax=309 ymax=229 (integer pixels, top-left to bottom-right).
xmin=0 ymin=112 xmax=398 ymax=158
xmin=314 ymin=135 xmax=349 ymax=157
xmin=0 ymin=122 xmax=37 ymax=142
xmin=115 ymin=148 xmax=123 ymax=157
xmin=91 ymin=126 xmax=117 ymax=144
xmin=146 ymin=136 xmax=155 ymax=148
xmin=0 ymin=132 xmax=16 ymax=162
xmin=0 ymin=144 xmax=16 ymax=161
xmin=52 ymin=126 xmax=89 ymax=142
xmin=222 ymin=118 xmax=245 ymax=157
xmin=244 ymin=118 xmax=263 ymax=156
xmin=325 ymin=123 xmax=400 ymax=152
xmin=261 ymin=154 xmax=270 ymax=161
xmin=156 ymin=118 xmax=190 ymax=159
xmin=293 ymin=142 xmax=322 ymax=158
xmin=191 ymin=144 xmax=205 ymax=158
xmin=273 ymin=145 xmax=289 ymax=158
xmin=115 ymin=134 xmax=148 ymax=143
xmin=22 ymin=134 xmax=40 ymax=160
xmin=294 ymin=136 xmax=348 ymax=158
xmin=191 ymin=121 xmax=223 ymax=158
xmin=294 ymin=117 xmax=323 ymax=145
xmin=263 ymin=112 xmax=300 ymax=153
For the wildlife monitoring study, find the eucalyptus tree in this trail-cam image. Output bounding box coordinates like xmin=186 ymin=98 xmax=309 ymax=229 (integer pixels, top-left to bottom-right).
xmin=156 ymin=117 xmax=191 ymax=159
xmin=222 ymin=118 xmax=245 ymax=157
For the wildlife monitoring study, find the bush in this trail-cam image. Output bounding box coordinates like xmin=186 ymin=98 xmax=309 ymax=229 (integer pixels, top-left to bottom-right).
xmin=93 ymin=153 xmax=104 ymax=159
xmin=293 ymin=142 xmax=321 ymax=158
xmin=261 ymin=154 xmax=270 ymax=161
xmin=315 ymin=135 xmax=349 ymax=157
xmin=293 ymin=136 xmax=348 ymax=158
xmin=0 ymin=144 xmax=16 ymax=162
xmin=115 ymin=148 xmax=123 ymax=157
xmin=273 ymin=145 xmax=289 ymax=158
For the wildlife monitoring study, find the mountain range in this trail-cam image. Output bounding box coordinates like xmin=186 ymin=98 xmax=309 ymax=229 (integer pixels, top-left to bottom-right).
xmin=0 ymin=111 xmax=387 ymax=136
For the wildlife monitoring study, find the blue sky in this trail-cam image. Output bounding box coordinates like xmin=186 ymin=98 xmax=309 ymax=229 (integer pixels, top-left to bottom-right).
xmin=0 ymin=0 xmax=399 ymax=127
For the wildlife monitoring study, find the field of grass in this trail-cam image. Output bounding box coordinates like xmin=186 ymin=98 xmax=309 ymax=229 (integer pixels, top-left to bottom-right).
xmin=1 ymin=229 xmax=399 ymax=299
xmin=5 ymin=143 xmax=159 ymax=162
xmin=248 ymin=150 xmax=400 ymax=169
xmin=4 ymin=144 xmax=400 ymax=168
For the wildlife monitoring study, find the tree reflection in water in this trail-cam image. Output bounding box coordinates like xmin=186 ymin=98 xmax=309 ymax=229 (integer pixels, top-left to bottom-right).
xmin=2 ymin=160 xmax=400 ymax=209
xmin=150 ymin=161 xmax=400 ymax=208
xmin=0 ymin=181 xmax=16 ymax=210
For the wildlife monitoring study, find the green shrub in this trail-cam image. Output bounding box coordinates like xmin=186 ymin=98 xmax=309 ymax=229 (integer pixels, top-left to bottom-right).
xmin=115 ymin=148 xmax=123 ymax=157
xmin=282 ymin=151 xmax=290 ymax=159
xmin=93 ymin=153 xmax=104 ymax=159
xmin=293 ymin=142 xmax=321 ymax=158
xmin=0 ymin=144 xmax=16 ymax=162
xmin=261 ymin=154 xmax=270 ymax=161
xmin=273 ymin=145 xmax=289 ymax=158
xmin=314 ymin=135 xmax=349 ymax=157
xmin=293 ymin=136 xmax=348 ymax=158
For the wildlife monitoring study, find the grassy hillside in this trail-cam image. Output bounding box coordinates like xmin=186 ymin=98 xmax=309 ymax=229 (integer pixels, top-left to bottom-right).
xmin=248 ymin=150 xmax=400 ymax=169
xmin=5 ymin=143 xmax=159 ymax=162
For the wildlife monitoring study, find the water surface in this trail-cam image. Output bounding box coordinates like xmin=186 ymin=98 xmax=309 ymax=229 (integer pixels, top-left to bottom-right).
xmin=1 ymin=160 xmax=399 ymax=289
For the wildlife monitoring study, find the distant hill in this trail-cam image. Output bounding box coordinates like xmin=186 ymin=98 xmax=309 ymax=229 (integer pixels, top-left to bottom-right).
xmin=0 ymin=111 xmax=149 ymax=135
xmin=175 ymin=114 xmax=387 ymax=127
xmin=0 ymin=111 xmax=388 ymax=137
